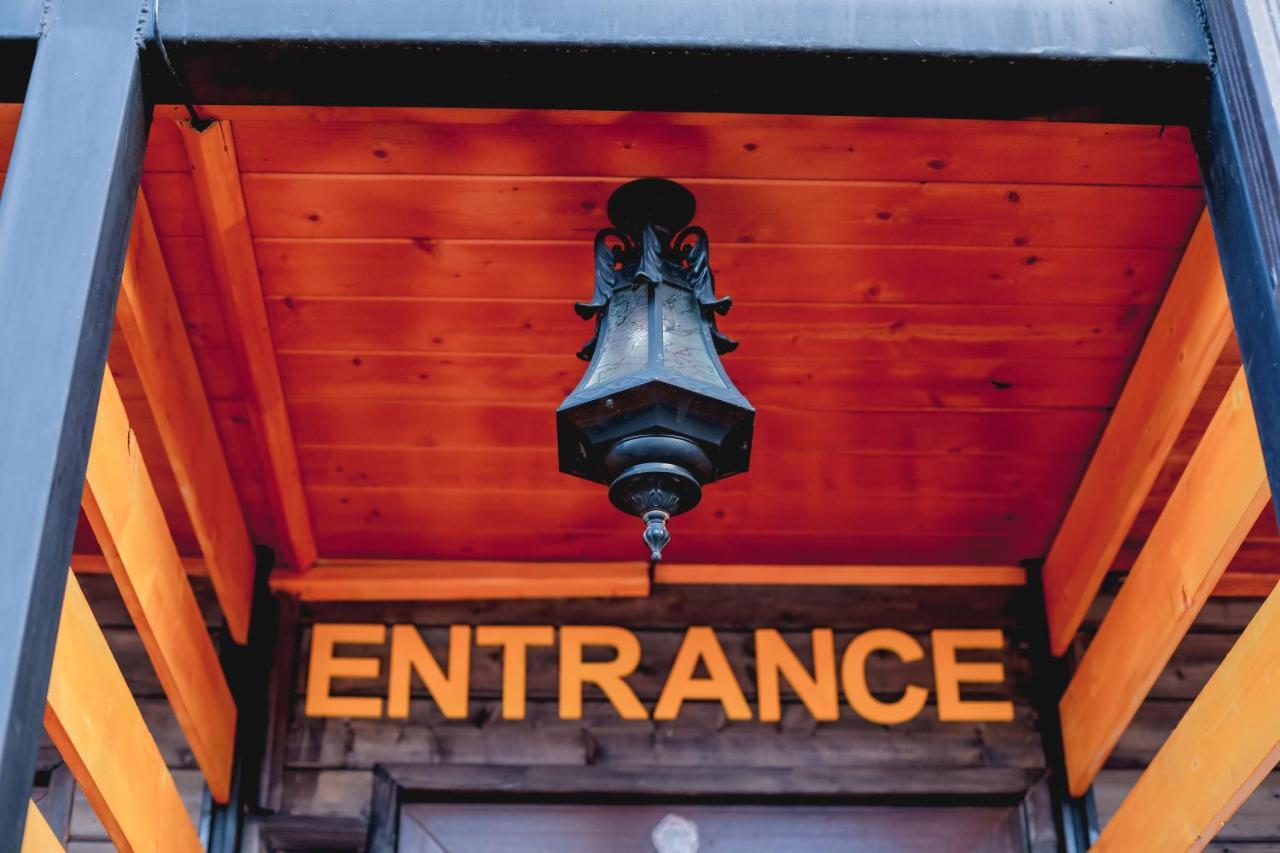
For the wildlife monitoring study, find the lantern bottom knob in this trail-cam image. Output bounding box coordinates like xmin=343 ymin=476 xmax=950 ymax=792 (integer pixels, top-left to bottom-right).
xmin=642 ymin=511 xmax=671 ymax=562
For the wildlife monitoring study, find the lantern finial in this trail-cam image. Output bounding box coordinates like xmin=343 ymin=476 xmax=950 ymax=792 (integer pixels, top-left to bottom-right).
xmin=642 ymin=511 xmax=671 ymax=561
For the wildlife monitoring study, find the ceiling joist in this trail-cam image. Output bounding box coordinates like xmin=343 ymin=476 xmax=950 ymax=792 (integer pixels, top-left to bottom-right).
xmin=180 ymin=119 xmax=317 ymax=571
xmin=1059 ymin=367 xmax=1269 ymax=796
xmin=1041 ymin=212 xmax=1232 ymax=656
xmin=116 ymin=192 xmax=256 ymax=643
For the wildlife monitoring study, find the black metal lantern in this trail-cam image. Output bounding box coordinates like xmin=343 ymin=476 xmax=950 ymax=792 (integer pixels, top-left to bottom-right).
xmin=556 ymin=178 xmax=755 ymax=561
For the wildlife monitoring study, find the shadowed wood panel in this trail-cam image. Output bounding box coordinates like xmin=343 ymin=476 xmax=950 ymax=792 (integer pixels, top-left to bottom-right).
xmin=307 ymin=530 xmax=1046 ymax=565
xmin=296 ymin=446 xmax=1085 ymax=497
xmin=228 ymin=112 xmax=1199 ymax=185
xmin=284 ymin=401 xmax=1108 ymax=455
xmin=253 ymin=239 xmax=1181 ymax=305
xmin=264 ymin=299 xmax=1153 ymax=361
xmin=276 ymin=352 xmax=1130 ymax=410
xmin=219 ymin=175 xmax=1204 ymax=247
xmin=303 ymin=488 xmax=1062 ymax=542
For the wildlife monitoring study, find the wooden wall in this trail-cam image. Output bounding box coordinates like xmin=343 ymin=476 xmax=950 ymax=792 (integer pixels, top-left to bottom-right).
xmin=36 ymin=578 xmax=1280 ymax=851
xmin=254 ymin=584 xmax=1052 ymax=849
xmin=1082 ymin=592 xmax=1280 ymax=852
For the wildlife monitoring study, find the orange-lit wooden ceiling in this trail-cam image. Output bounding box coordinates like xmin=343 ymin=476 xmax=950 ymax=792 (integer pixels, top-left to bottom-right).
xmin=5 ymin=105 xmax=1267 ymax=579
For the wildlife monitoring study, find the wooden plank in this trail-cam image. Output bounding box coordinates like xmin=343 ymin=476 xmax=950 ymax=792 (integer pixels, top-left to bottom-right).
xmin=276 ymin=352 xmax=1131 ymax=410
xmin=302 ymin=489 xmax=1063 ymax=550
xmin=1042 ymin=213 xmax=1231 ymax=655
xmin=284 ymin=401 xmax=1110 ymax=456
xmin=44 ymin=571 xmax=202 ymax=851
xmin=655 ymin=564 xmax=1026 ymax=586
xmin=1213 ymin=573 xmax=1280 ymax=597
xmin=269 ymin=560 xmax=1020 ymax=601
xmin=264 ymin=299 xmax=1152 ymax=361
xmin=226 ymin=112 xmax=1200 ymax=185
xmin=297 ymin=446 xmax=1087 ymax=498
xmin=180 ymin=119 xmax=317 ymax=570
xmin=81 ymin=369 xmax=237 ymax=802
xmin=1094 ymin=580 xmax=1280 ymax=850
xmin=115 ymin=191 xmax=255 ymax=642
xmin=21 ymin=801 xmax=61 ymax=853
xmin=1059 ymin=367 xmax=1269 ymax=796
xmin=271 ymin=560 xmax=650 ymax=601
xmin=157 ymin=174 xmax=1208 ymax=248
xmin=254 ymin=239 xmax=1180 ymax=306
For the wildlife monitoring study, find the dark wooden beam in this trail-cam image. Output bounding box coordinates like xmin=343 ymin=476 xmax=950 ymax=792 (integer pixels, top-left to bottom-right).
xmin=0 ymin=0 xmax=147 ymax=841
xmin=0 ymin=0 xmax=1219 ymax=121
xmin=1200 ymin=0 xmax=1280 ymax=535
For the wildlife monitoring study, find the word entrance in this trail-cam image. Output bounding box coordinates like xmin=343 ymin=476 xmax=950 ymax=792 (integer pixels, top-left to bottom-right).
xmin=305 ymin=624 xmax=1014 ymax=724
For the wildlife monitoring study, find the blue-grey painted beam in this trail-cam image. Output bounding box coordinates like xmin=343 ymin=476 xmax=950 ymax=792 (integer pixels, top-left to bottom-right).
xmin=0 ymin=0 xmax=148 ymax=844
xmin=1199 ymin=0 xmax=1280 ymax=533
xmin=0 ymin=0 xmax=1215 ymax=120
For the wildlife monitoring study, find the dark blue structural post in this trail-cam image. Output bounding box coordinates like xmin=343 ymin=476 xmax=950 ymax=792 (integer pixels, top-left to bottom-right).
xmin=1200 ymin=0 xmax=1280 ymax=526
xmin=0 ymin=0 xmax=148 ymax=843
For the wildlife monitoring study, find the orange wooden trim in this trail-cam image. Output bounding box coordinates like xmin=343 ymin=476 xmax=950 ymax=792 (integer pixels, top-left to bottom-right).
xmin=45 ymin=571 xmax=202 ymax=851
xmin=1095 ymin=580 xmax=1280 ymax=850
xmin=655 ymin=564 xmax=1026 ymax=586
xmin=271 ymin=560 xmax=651 ymax=601
xmin=1213 ymin=573 xmax=1280 ymax=597
xmin=1059 ymin=367 xmax=1269 ymax=797
xmin=82 ymin=369 xmax=237 ymax=802
xmin=117 ymin=191 xmax=255 ymax=642
xmin=21 ymin=801 xmax=61 ymax=853
xmin=179 ymin=118 xmax=317 ymax=570
xmin=268 ymin=560 xmax=1025 ymax=601
xmin=1042 ymin=211 xmax=1231 ymax=656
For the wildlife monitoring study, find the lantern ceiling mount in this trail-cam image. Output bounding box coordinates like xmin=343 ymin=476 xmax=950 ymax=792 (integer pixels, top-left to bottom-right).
xmin=556 ymin=178 xmax=755 ymax=561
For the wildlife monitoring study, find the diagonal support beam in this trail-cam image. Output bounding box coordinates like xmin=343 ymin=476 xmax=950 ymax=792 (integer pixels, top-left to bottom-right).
xmin=21 ymin=801 xmax=60 ymax=852
xmin=180 ymin=119 xmax=317 ymax=571
xmin=0 ymin=0 xmax=148 ymax=840
xmin=1042 ymin=212 xmax=1231 ymax=656
xmin=117 ymin=192 xmax=256 ymax=642
xmin=1094 ymin=575 xmax=1280 ymax=850
xmin=1059 ymin=367 xmax=1268 ymax=796
xmin=45 ymin=571 xmax=202 ymax=851
xmin=82 ymin=369 xmax=237 ymax=802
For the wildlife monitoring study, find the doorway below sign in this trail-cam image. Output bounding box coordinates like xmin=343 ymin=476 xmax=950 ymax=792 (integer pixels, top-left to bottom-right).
xmin=397 ymin=802 xmax=1027 ymax=852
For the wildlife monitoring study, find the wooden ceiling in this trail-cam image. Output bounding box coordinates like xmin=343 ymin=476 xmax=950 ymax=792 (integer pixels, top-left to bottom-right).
xmin=8 ymin=105 xmax=1269 ymax=578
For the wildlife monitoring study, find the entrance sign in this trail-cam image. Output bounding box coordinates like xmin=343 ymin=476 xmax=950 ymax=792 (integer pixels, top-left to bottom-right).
xmin=305 ymin=624 xmax=1014 ymax=724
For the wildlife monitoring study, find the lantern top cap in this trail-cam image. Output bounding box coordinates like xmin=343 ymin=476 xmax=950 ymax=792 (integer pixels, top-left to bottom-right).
xmin=607 ymin=178 xmax=696 ymax=240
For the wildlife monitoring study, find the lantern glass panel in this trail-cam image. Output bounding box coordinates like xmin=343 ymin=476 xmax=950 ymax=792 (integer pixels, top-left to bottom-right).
xmin=583 ymin=282 xmax=650 ymax=390
xmin=659 ymin=282 xmax=725 ymax=389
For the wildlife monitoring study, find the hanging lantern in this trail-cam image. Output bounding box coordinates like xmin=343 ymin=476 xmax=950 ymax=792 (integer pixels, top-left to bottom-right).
xmin=556 ymin=178 xmax=755 ymax=561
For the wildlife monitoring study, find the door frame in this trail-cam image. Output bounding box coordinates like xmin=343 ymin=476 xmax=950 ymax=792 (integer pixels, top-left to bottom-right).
xmin=365 ymin=764 xmax=1059 ymax=853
